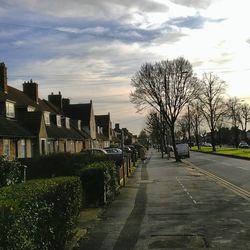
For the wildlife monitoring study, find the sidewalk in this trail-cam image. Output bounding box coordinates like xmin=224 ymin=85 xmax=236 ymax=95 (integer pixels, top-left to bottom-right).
xmin=79 ymin=149 xmax=250 ymax=249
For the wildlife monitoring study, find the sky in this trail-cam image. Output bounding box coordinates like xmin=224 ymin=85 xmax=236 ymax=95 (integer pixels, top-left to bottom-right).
xmin=1 ymin=0 xmax=250 ymax=135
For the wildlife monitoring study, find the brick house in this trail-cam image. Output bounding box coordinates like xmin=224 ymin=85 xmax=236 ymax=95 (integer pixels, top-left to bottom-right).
xmin=0 ymin=63 xmax=86 ymax=159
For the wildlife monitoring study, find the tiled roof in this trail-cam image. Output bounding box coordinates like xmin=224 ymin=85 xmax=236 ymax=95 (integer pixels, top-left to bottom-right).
xmin=95 ymin=114 xmax=110 ymax=126
xmin=0 ymin=116 xmax=35 ymax=138
xmin=46 ymin=124 xmax=83 ymax=140
xmin=0 ymin=86 xmax=40 ymax=109
xmin=18 ymin=111 xmax=43 ymax=135
xmin=63 ymin=103 xmax=92 ymax=127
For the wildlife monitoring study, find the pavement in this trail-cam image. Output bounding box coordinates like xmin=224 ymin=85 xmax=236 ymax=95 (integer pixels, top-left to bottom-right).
xmin=78 ymin=149 xmax=250 ymax=249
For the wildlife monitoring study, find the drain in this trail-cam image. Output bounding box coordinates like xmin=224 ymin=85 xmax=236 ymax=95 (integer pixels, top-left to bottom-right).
xmin=149 ymin=234 xmax=209 ymax=249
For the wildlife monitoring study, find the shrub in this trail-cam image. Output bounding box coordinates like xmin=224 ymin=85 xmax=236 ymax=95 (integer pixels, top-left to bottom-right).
xmin=0 ymin=176 xmax=81 ymax=250
xmin=20 ymin=152 xmax=111 ymax=180
xmin=80 ymin=161 xmax=118 ymax=206
xmin=0 ymin=156 xmax=22 ymax=188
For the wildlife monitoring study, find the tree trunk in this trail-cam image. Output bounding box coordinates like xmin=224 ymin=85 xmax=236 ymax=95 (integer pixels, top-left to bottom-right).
xmin=170 ymin=125 xmax=180 ymax=162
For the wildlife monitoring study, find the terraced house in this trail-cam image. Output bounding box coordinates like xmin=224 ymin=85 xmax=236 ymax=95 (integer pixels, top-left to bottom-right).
xmin=0 ymin=63 xmax=86 ymax=159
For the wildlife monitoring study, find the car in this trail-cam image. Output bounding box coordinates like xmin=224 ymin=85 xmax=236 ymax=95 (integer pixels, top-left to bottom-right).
xmin=238 ymin=142 xmax=250 ymax=149
xmin=104 ymin=148 xmax=123 ymax=155
xmin=202 ymin=142 xmax=212 ymax=147
xmin=176 ymin=143 xmax=190 ymax=158
xmin=81 ymin=148 xmax=107 ymax=156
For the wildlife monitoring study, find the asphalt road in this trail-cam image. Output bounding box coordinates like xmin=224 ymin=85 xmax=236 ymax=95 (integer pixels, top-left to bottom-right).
xmin=79 ymin=149 xmax=250 ymax=249
xmin=187 ymin=151 xmax=250 ymax=191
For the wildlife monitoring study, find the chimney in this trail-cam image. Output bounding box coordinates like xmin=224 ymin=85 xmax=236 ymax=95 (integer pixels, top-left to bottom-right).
xmin=62 ymin=98 xmax=70 ymax=109
xmin=115 ymin=123 xmax=120 ymax=130
xmin=0 ymin=63 xmax=8 ymax=93
xmin=48 ymin=91 xmax=62 ymax=111
xmin=23 ymin=79 xmax=39 ymax=103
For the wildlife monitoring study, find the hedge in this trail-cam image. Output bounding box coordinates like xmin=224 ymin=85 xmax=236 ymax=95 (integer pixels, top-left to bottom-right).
xmin=80 ymin=161 xmax=118 ymax=206
xmin=0 ymin=176 xmax=82 ymax=250
xmin=0 ymin=156 xmax=22 ymax=188
xmin=20 ymin=152 xmax=111 ymax=180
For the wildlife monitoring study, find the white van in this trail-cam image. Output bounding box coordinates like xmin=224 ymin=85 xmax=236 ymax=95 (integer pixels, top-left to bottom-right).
xmin=176 ymin=143 xmax=190 ymax=158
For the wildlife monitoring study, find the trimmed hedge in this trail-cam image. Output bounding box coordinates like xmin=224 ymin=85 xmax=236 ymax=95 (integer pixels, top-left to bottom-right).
xmin=0 ymin=156 xmax=22 ymax=188
xmin=80 ymin=161 xmax=118 ymax=206
xmin=0 ymin=176 xmax=82 ymax=250
xmin=20 ymin=152 xmax=111 ymax=180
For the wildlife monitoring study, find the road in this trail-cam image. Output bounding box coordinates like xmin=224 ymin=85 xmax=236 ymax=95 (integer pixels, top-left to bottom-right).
xmin=187 ymin=151 xmax=250 ymax=191
xmin=79 ymin=149 xmax=250 ymax=249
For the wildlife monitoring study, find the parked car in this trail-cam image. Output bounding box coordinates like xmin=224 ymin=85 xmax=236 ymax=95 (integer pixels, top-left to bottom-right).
xmin=201 ymin=142 xmax=212 ymax=147
xmin=81 ymin=148 xmax=107 ymax=156
xmin=176 ymin=143 xmax=190 ymax=158
xmin=104 ymin=148 xmax=123 ymax=155
xmin=238 ymin=142 xmax=250 ymax=149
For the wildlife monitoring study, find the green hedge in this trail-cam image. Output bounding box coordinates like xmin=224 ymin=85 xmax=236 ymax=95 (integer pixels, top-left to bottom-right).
xmin=80 ymin=161 xmax=118 ymax=206
xmin=0 ymin=156 xmax=22 ymax=188
xmin=0 ymin=176 xmax=82 ymax=250
xmin=20 ymin=152 xmax=110 ymax=180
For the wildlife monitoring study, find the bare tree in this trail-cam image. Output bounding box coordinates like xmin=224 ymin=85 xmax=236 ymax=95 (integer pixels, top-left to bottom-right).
xmin=189 ymin=101 xmax=204 ymax=149
xmin=239 ymin=103 xmax=250 ymax=140
xmin=198 ymin=73 xmax=227 ymax=151
xmin=130 ymin=57 xmax=200 ymax=161
xmin=226 ymin=97 xmax=242 ymax=147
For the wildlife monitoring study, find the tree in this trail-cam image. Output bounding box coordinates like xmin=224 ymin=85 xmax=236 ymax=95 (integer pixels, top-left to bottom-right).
xmin=130 ymin=57 xmax=200 ymax=161
xmin=198 ymin=73 xmax=227 ymax=151
xmin=239 ymin=103 xmax=250 ymax=140
xmin=226 ymin=97 xmax=242 ymax=147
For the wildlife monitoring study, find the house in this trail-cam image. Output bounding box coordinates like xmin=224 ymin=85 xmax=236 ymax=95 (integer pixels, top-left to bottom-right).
xmin=0 ymin=63 xmax=86 ymax=159
xmin=95 ymin=113 xmax=112 ymax=148
xmin=62 ymin=99 xmax=98 ymax=148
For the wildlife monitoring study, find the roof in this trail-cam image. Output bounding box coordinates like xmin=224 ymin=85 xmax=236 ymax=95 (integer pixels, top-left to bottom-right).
xmin=18 ymin=111 xmax=43 ymax=135
xmin=39 ymin=99 xmax=62 ymax=115
xmin=0 ymin=116 xmax=35 ymax=138
xmin=0 ymin=86 xmax=40 ymax=109
xmin=63 ymin=103 xmax=92 ymax=127
xmin=95 ymin=114 xmax=110 ymax=126
xmin=46 ymin=124 xmax=84 ymax=140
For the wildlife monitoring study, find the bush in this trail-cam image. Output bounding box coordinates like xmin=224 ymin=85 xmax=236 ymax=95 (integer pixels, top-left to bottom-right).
xmin=80 ymin=161 xmax=118 ymax=206
xmin=0 ymin=156 xmax=22 ymax=188
xmin=20 ymin=152 xmax=110 ymax=180
xmin=0 ymin=176 xmax=82 ymax=250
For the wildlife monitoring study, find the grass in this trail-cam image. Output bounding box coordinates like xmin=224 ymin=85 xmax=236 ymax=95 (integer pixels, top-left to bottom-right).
xmin=191 ymin=146 xmax=250 ymax=159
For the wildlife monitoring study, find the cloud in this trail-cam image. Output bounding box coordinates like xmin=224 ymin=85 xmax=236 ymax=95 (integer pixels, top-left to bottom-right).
xmin=167 ymin=15 xmax=225 ymax=29
xmin=169 ymin=0 xmax=213 ymax=9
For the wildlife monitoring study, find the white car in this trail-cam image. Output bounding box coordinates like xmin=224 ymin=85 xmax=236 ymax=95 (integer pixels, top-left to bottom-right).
xmin=176 ymin=143 xmax=190 ymax=158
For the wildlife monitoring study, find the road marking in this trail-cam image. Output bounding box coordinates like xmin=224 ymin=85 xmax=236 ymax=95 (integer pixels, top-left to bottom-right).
xmin=184 ymin=161 xmax=250 ymax=201
xmin=176 ymin=177 xmax=197 ymax=205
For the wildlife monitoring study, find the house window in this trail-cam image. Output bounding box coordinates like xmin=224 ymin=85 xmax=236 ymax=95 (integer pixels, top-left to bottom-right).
xmin=17 ymin=139 xmax=26 ymax=158
xmin=78 ymin=120 xmax=81 ymax=130
xmin=65 ymin=117 xmax=70 ymax=129
xmin=44 ymin=112 xmax=50 ymax=125
xmin=56 ymin=115 xmax=61 ymax=127
xmin=3 ymin=139 xmax=10 ymax=157
xmin=27 ymin=106 xmax=35 ymax=112
xmin=6 ymin=101 xmax=15 ymax=118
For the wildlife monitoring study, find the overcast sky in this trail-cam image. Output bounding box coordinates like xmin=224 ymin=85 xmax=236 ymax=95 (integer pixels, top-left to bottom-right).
xmin=1 ymin=0 xmax=250 ymax=135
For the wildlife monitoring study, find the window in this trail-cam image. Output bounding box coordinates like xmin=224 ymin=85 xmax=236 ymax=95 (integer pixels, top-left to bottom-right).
xmin=3 ymin=139 xmax=10 ymax=158
xmin=44 ymin=112 xmax=50 ymax=125
xmin=17 ymin=139 xmax=26 ymax=158
xmin=78 ymin=120 xmax=81 ymax=130
xmin=65 ymin=117 xmax=70 ymax=129
xmin=6 ymin=101 xmax=15 ymax=118
xmin=27 ymin=106 xmax=35 ymax=112
xmin=56 ymin=115 xmax=61 ymax=127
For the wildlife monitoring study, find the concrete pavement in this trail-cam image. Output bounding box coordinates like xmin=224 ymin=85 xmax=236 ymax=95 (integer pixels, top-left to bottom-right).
xmin=79 ymin=149 xmax=250 ymax=249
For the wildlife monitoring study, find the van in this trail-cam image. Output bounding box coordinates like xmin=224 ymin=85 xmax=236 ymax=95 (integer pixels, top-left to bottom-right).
xmin=176 ymin=143 xmax=190 ymax=158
